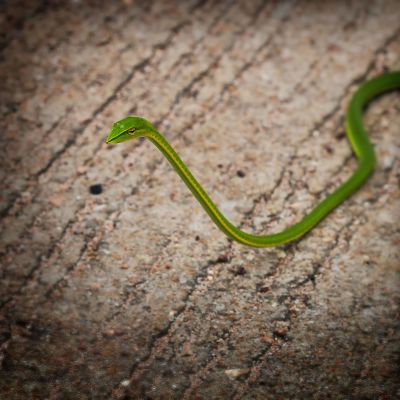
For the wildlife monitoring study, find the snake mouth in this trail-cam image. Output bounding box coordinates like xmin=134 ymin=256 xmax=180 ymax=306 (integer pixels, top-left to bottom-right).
xmin=106 ymin=125 xmax=138 ymax=144
xmin=106 ymin=130 xmax=128 ymax=144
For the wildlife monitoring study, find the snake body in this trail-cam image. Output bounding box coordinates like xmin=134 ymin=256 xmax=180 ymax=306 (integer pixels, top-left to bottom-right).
xmin=106 ymin=71 xmax=400 ymax=247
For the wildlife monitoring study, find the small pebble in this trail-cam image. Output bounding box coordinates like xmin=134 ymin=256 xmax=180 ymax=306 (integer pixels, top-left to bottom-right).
xmin=89 ymin=184 xmax=103 ymax=195
xmin=225 ymin=368 xmax=250 ymax=379
xmin=382 ymin=155 xmax=394 ymax=171
xmin=312 ymin=130 xmax=320 ymax=137
xmin=237 ymin=170 xmax=246 ymax=178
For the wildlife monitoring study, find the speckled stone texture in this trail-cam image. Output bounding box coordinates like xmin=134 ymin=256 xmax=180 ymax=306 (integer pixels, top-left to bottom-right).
xmin=1 ymin=1 xmax=399 ymax=399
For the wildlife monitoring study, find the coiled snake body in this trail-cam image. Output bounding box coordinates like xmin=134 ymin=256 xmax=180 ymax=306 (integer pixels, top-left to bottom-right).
xmin=106 ymin=72 xmax=400 ymax=247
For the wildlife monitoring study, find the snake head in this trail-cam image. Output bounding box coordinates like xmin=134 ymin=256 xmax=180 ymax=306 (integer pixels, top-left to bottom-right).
xmin=106 ymin=116 xmax=155 ymax=144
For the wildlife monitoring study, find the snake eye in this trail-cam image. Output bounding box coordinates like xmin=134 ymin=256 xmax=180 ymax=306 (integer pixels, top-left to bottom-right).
xmin=128 ymin=128 xmax=136 ymax=135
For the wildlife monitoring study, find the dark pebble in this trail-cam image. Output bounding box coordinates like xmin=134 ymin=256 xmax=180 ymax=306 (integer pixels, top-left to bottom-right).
xmin=89 ymin=184 xmax=103 ymax=195
xmin=236 ymin=170 xmax=245 ymax=178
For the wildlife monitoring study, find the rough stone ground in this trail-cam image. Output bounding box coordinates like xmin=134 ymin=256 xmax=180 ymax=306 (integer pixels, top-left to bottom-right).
xmin=0 ymin=1 xmax=399 ymax=399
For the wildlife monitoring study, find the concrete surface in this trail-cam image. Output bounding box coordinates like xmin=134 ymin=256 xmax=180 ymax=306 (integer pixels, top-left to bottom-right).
xmin=0 ymin=1 xmax=399 ymax=399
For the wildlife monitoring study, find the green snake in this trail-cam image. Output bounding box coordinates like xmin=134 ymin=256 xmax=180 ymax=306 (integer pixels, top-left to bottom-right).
xmin=106 ymin=71 xmax=400 ymax=247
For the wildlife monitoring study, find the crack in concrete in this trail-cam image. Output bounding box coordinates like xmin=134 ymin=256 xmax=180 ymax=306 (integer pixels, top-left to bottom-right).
xmin=0 ymin=17 xmax=189 ymax=221
xmin=0 ymin=1 xmax=50 ymax=53
xmin=0 ymin=219 xmax=74 ymax=309
xmin=153 ymin=0 xmax=271 ymax=128
xmin=110 ymin=253 xmax=233 ymax=399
